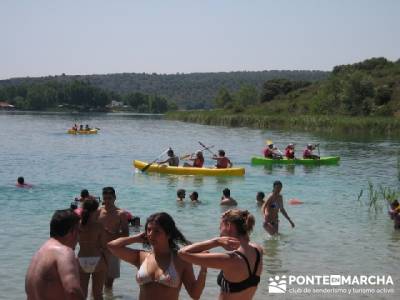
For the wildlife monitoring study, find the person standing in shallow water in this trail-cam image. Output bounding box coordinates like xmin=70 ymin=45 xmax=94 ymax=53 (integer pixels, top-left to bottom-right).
xmin=97 ymin=187 xmax=129 ymax=290
xmin=25 ymin=209 xmax=84 ymax=300
xmin=107 ymin=212 xmax=207 ymax=300
xmin=78 ymin=199 xmax=108 ymax=300
xmin=178 ymin=209 xmax=263 ymax=300
xmin=262 ymin=181 xmax=295 ymax=235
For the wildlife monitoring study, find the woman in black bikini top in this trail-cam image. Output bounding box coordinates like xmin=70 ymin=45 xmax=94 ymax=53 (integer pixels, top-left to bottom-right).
xmin=178 ymin=209 xmax=263 ymax=299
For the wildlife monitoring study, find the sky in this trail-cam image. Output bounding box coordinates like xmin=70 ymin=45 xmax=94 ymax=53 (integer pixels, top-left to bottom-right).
xmin=0 ymin=0 xmax=399 ymax=79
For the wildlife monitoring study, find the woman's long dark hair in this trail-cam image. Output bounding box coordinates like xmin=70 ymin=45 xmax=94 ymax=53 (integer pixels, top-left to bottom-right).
xmin=81 ymin=198 xmax=99 ymax=226
xmin=144 ymin=212 xmax=190 ymax=251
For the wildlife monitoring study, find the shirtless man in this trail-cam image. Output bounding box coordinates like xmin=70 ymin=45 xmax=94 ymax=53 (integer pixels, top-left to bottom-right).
xmin=25 ymin=209 xmax=84 ymax=300
xmin=97 ymin=187 xmax=129 ymax=289
xmin=262 ymin=181 xmax=295 ymax=235
xmin=220 ymin=188 xmax=237 ymax=206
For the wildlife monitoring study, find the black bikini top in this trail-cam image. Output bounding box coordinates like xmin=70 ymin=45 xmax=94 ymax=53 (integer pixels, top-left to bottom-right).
xmin=217 ymin=247 xmax=261 ymax=293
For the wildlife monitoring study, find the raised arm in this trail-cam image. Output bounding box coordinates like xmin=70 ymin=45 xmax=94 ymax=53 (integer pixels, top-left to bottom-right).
xmin=57 ymin=249 xmax=84 ymax=300
xmin=107 ymin=233 xmax=146 ymax=268
xmin=178 ymin=237 xmax=239 ymax=270
xmin=181 ymin=261 xmax=207 ymax=300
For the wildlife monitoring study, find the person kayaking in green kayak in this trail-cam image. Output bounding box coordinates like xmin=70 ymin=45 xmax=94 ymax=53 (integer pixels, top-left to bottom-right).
xmin=263 ymin=142 xmax=283 ymax=159
xmin=303 ymin=144 xmax=320 ymax=159
xmin=284 ymin=144 xmax=296 ymax=159
xmin=159 ymin=148 xmax=180 ymax=166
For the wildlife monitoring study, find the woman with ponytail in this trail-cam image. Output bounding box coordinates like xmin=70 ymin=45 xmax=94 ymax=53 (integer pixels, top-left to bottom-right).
xmin=78 ymin=198 xmax=107 ymax=299
xmin=178 ymin=209 xmax=263 ymax=300
xmin=108 ymin=212 xmax=207 ymax=300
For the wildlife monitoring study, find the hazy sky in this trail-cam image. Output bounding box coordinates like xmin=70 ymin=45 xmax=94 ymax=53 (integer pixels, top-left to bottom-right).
xmin=1 ymin=0 xmax=399 ymax=79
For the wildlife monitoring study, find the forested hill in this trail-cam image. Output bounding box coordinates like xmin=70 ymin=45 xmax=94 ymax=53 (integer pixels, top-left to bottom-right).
xmin=0 ymin=70 xmax=328 ymax=108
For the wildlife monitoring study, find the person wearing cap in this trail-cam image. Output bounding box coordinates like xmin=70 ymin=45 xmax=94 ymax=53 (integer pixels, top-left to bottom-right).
xmin=303 ymin=144 xmax=320 ymax=159
xmin=285 ymin=144 xmax=296 ymax=159
xmin=159 ymin=148 xmax=180 ymax=166
xmin=263 ymin=143 xmax=282 ymax=159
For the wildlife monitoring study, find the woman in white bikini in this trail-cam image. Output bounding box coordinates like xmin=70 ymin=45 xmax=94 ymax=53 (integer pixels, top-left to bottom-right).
xmin=78 ymin=198 xmax=108 ymax=299
xmin=108 ymin=212 xmax=207 ymax=300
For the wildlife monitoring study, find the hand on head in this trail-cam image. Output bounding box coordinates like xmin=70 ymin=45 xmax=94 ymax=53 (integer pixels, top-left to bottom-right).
xmin=218 ymin=236 xmax=240 ymax=251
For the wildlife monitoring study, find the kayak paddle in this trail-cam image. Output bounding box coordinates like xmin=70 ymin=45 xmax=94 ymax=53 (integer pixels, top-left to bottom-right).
xmin=180 ymin=145 xmax=215 ymax=160
xmin=198 ymin=141 xmax=217 ymax=156
xmin=141 ymin=148 xmax=170 ymax=172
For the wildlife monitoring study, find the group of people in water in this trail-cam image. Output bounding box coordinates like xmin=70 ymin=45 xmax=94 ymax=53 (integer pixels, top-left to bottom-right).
xmin=71 ymin=123 xmax=93 ymax=131
xmin=158 ymin=148 xmax=233 ymax=169
xmin=24 ymin=179 xmax=302 ymax=300
xmin=263 ymin=142 xmax=320 ymax=160
xmin=25 ymin=185 xmax=267 ymax=300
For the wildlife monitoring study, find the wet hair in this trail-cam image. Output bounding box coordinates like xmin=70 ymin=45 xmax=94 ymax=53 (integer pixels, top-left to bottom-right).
xmin=17 ymin=177 xmax=24 ymax=184
xmin=168 ymin=149 xmax=174 ymax=156
xmin=218 ymin=150 xmax=225 ymax=156
xmin=81 ymin=189 xmax=89 ymax=198
xmin=177 ymin=189 xmax=186 ymax=197
xmin=273 ymin=181 xmax=282 ymax=188
xmin=102 ymin=186 xmax=116 ymax=198
xmin=221 ymin=209 xmax=255 ymax=236
xmin=391 ymin=199 xmax=399 ymax=209
xmin=144 ymin=212 xmax=190 ymax=251
xmin=256 ymin=191 xmax=265 ymax=200
xmin=81 ymin=198 xmax=99 ymax=226
xmin=191 ymin=191 xmax=198 ymax=200
xmin=223 ymin=188 xmax=230 ymax=197
xmin=50 ymin=209 xmax=80 ymax=238
xmin=268 ymin=144 xmax=274 ymax=149
xmin=196 ymin=151 xmax=204 ymax=158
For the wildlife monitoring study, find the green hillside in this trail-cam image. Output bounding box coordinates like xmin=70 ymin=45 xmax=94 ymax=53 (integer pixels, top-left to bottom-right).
xmin=0 ymin=70 xmax=328 ymax=109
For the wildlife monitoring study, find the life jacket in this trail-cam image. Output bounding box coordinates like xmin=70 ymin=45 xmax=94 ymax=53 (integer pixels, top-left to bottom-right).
xmin=217 ymin=157 xmax=230 ymax=168
xmin=285 ymin=148 xmax=295 ymax=159
xmin=303 ymin=149 xmax=313 ymax=158
xmin=263 ymin=147 xmax=273 ymax=158
xmin=193 ymin=157 xmax=204 ymax=168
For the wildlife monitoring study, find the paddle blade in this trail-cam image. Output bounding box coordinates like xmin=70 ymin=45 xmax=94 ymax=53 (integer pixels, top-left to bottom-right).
xmin=266 ymin=139 xmax=273 ymax=145
xmin=141 ymin=163 xmax=152 ymax=172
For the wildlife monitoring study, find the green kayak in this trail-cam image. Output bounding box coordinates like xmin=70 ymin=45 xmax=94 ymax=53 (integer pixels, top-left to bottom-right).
xmin=251 ymin=156 xmax=340 ymax=165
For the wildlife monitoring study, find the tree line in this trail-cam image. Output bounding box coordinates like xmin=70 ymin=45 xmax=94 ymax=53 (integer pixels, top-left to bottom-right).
xmin=0 ymin=80 xmax=175 ymax=113
xmin=0 ymin=70 xmax=329 ymax=109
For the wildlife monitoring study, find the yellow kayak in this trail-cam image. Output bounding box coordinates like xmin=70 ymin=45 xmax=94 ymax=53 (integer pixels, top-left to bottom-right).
xmin=67 ymin=129 xmax=98 ymax=134
xmin=133 ymin=160 xmax=245 ymax=176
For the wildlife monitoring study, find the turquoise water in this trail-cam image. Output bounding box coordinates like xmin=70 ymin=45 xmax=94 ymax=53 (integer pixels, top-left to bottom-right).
xmin=0 ymin=112 xmax=399 ymax=300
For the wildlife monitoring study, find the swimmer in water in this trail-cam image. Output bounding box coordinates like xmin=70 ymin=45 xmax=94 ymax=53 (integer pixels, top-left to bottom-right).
xmin=261 ymin=181 xmax=295 ymax=235
xmin=16 ymin=177 xmax=33 ymax=188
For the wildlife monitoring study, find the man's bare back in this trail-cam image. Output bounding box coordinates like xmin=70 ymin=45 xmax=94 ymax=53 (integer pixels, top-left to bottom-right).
xmin=26 ymin=239 xmax=83 ymax=300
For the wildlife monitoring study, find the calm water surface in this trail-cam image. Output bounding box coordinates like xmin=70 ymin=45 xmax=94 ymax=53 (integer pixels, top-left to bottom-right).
xmin=0 ymin=112 xmax=399 ymax=299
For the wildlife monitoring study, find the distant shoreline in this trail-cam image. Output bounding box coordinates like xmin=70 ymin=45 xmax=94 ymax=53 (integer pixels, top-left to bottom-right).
xmin=167 ymin=110 xmax=400 ymax=137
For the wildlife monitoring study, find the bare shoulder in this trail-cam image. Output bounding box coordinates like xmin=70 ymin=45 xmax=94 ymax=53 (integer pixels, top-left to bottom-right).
xmin=249 ymin=242 xmax=264 ymax=255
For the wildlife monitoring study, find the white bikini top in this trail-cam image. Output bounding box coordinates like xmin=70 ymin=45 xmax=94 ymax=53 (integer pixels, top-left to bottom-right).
xmin=136 ymin=252 xmax=181 ymax=288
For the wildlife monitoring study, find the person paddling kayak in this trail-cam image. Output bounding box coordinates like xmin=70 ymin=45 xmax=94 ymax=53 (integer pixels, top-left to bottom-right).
xmin=158 ymin=148 xmax=180 ymax=166
xmin=213 ymin=150 xmax=232 ymax=168
xmin=284 ymin=144 xmax=296 ymax=159
xmin=303 ymin=144 xmax=320 ymax=159
xmin=263 ymin=143 xmax=282 ymax=159
xmin=183 ymin=151 xmax=204 ymax=168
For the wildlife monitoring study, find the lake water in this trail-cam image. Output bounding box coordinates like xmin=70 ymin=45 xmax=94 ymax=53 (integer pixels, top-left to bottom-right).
xmin=0 ymin=111 xmax=399 ymax=300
